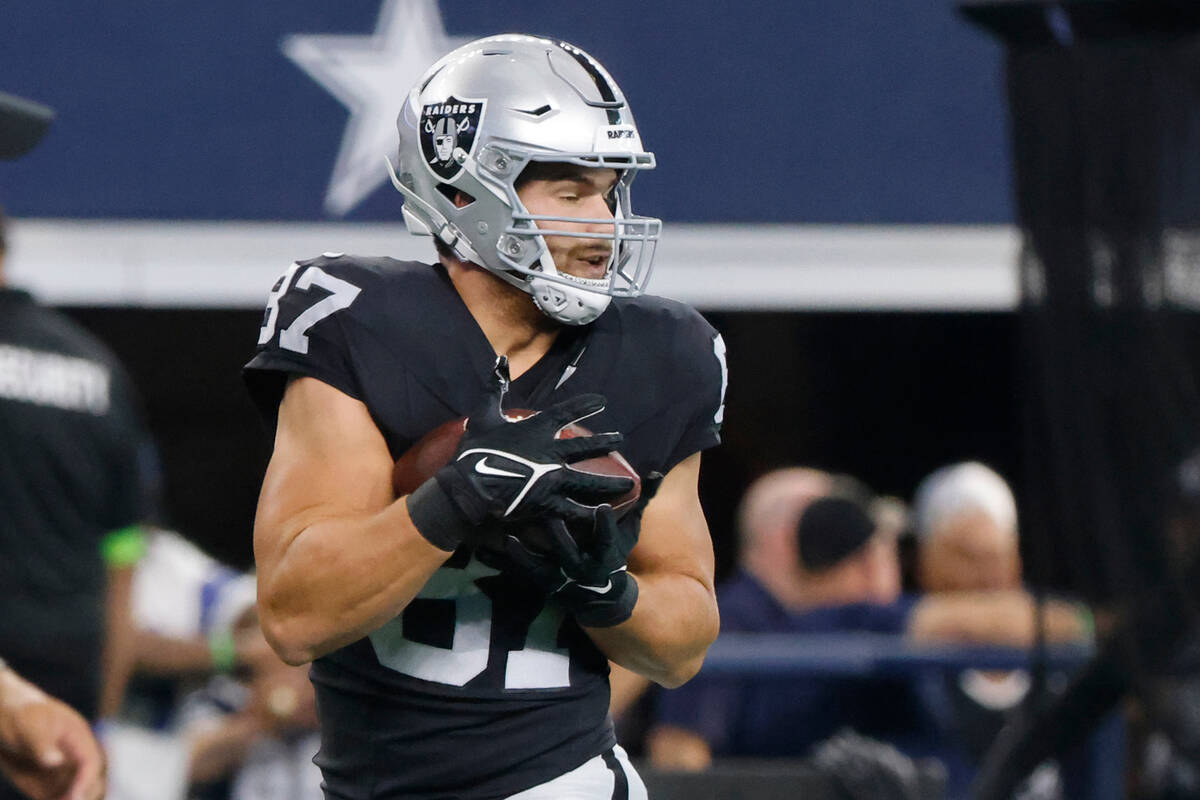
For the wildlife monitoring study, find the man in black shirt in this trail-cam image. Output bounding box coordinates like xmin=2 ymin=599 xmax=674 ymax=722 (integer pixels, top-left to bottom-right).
xmin=0 ymin=146 xmax=153 ymax=797
xmin=0 ymin=203 xmax=151 ymax=718
xmin=247 ymin=35 xmax=727 ymax=799
xmin=0 ymin=89 xmax=131 ymax=800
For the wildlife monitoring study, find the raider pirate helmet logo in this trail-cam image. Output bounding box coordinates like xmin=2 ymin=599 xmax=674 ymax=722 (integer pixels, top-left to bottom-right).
xmin=419 ymin=95 xmax=485 ymax=180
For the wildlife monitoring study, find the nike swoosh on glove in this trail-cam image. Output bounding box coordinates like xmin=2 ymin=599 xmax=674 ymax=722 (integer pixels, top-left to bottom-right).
xmin=406 ymin=356 xmax=635 ymax=552
xmin=503 ymin=472 xmax=663 ymax=628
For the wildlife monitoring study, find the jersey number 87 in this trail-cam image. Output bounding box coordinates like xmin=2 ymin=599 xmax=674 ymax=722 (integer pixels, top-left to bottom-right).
xmin=258 ymin=263 xmax=362 ymax=355
xmin=368 ymin=556 xmax=574 ymax=690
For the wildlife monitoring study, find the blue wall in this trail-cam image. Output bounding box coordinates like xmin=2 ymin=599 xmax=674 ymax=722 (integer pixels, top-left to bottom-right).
xmin=1 ymin=1 xmax=1011 ymax=223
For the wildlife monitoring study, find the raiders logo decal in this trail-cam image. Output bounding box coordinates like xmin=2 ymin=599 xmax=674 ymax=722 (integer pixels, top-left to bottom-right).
xmin=420 ymin=96 xmax=486 ymax=180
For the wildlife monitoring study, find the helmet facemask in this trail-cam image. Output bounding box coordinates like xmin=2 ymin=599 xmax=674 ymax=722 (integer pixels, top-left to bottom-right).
xmin=468 ymin=146 xmax=659 ymax=324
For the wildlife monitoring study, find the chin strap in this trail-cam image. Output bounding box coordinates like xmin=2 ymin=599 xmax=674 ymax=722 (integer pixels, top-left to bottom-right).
xmin=530 ymin=255 xmax=612 ymax=325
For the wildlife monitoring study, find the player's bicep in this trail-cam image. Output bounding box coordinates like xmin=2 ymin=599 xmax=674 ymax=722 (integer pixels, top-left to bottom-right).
xmin=627 ymin=452 xmax=714 ymax=592
xmin=254 ymin=376 xmax=395 ymax=569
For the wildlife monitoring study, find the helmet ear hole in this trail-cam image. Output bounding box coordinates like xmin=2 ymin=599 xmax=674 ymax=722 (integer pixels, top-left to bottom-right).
xmin=434 ymin=184 xmax=475 ymax=208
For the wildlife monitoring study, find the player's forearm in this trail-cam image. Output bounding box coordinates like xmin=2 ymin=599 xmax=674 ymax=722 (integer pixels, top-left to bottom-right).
xmin=585 ymin=571 xmax=719 ymax=688
xmin=256 ymin=498 xmax=452 ymax=665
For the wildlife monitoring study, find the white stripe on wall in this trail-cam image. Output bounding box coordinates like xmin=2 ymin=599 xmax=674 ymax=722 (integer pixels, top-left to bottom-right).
xmin=5 ymin=220 xmax=1020 ymax=311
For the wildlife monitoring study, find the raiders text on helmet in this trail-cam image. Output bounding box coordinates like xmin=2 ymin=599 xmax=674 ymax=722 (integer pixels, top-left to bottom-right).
xmin=388 ymin=34 xmax=661 ymax=325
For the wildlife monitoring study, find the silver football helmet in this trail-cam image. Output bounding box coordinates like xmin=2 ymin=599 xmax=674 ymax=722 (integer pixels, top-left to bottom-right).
xmin=388 ymin=34 xmax=661 ymax=325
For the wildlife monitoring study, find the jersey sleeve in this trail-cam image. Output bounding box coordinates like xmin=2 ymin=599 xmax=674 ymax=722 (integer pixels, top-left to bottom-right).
xmin=663 ymin=312 xmax=727 ymax=470
xmin=243 ymin=257 xmax=367 ymax=425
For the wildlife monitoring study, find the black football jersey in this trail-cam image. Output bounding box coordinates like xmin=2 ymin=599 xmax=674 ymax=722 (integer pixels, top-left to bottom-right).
xmin=245 ymin=256 xmax=726 ymax=799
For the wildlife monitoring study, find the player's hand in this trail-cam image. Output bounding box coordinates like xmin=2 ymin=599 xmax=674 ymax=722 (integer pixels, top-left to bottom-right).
xmin=406 ymin=357 xmax=634 ymax=552
xmin=504 ymin=472 xmax=663 ymax=628
xmin=0 ymin=668 xmax=106 ymax=800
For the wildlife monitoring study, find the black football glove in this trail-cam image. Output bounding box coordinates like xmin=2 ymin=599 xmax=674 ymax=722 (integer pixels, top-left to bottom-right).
xmin=502 ymin=472 xmax=663 ymax=628
xmin=406 ymin=357 xmax=635 ymax=552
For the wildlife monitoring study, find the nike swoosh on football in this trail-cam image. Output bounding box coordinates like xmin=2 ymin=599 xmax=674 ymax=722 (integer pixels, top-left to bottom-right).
xmin=474 ymin=457 xmax=527 ymax=479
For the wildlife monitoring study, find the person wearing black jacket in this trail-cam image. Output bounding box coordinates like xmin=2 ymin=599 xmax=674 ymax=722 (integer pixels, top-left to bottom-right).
xmin=0 ymin=90 xmax=150 ymax=800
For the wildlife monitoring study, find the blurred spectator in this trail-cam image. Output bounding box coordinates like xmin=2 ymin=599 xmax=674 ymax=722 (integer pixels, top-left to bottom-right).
xmin=178 ymin=612 xmax=321 ymax=800
xmin=910 ymin=462 xmax=1029 ymax=758
xmin=124 ymin=530 xmax=268 ymax=715
xmin=187 ymin=643 xmax=321 ymax=800
xmin=647 ymin=465 xmax=1091 ymax=775
xmin=0 ymin=196 xmax=157 ymax=799
xmin=647 ymin=468 xmax=920 ymax=769
xmin=913 ymin=462 xmax=1021 ymax=594
xmin=909 ymin=461 xmax=1082 ymax=798
xmin=902 ymin=461 xmax=1085 ymax=648
xmin=104 ymin=529 xmax=319 ymax=800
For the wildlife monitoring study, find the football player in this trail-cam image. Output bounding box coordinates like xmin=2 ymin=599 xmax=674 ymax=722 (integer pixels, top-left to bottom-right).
xmin=246 ymin=35 xmax=727 ymax=799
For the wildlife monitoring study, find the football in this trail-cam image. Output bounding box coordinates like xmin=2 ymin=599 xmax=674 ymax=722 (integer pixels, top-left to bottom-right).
xmin=392 ymin=410 xmax=641 ymax=516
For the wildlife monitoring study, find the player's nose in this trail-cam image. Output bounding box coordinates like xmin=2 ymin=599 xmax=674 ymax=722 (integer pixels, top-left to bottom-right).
xmin=581 ymin=195 xmax=615 ymax=233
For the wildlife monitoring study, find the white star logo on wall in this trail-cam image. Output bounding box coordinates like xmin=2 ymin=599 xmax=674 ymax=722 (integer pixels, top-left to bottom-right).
xmin=282 ymin=0 xmax=470 ymax=216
